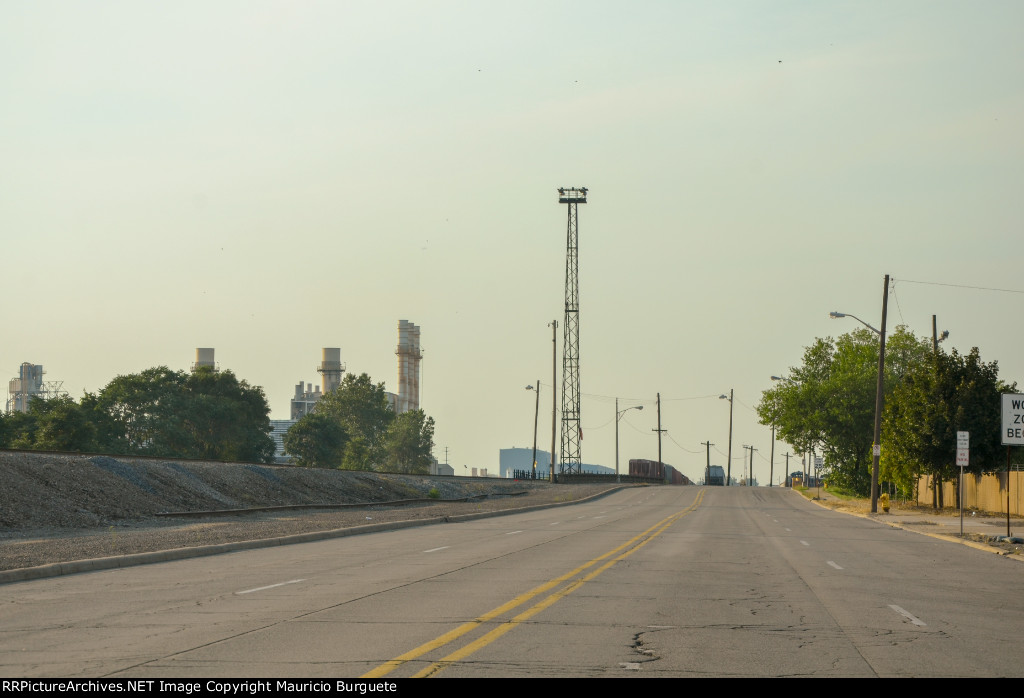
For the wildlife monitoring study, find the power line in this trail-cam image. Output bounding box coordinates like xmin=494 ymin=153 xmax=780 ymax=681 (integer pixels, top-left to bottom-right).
xmin=894 ymin=278 xmax=1024 ymax=295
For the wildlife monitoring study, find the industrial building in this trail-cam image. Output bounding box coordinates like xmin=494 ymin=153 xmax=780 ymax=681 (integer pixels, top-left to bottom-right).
xmin=290 ymin=347 xmax=345 ymax=420
xmin=6 ymin=363 xmax=66 ymax=413
xmin=499 ymin=447 xmax=553 ymax=478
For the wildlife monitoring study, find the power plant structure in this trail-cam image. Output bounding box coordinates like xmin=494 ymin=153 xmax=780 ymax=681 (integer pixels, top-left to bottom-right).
xmin=291 ymin=347 xmax=345 ymax=419
xmin=6 ymin=363 xmax=66 ymax=413
xmin=191 ymin=348 xmax=217 ymax=372
xmin=395 ymin=320 xmax=422 ymax=414
xmin=558 ymin=187 xmax=587 ymax=475
xmin=318 ymin=347 xmax=345 ymax=394
xmin=291 ymin=382 xmax=322 ymax=419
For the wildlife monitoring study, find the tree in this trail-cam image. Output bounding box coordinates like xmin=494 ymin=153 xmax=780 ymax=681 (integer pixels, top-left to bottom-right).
xmin=29 ymin=395 xmax=98 ymax=452
xmin=284 ymin=412 xmax=349 ymax=468
xmin=313 ymin=373 xmax=395 ymax=469
xmin=84 ymin=366 xmax=275 ymax=462
xmin=82 ymin=367 xmax=188 ymax=455
xmin=182 ymin=367 xmax=276 ymax=463
xmin=758 ymin=326 xmax=930 ymax=495
xmin=884 ymin=347 xmax=1013 ymax=506
xmin=384 ymin=409 xmax=435 ymax=474
xmin=0 ymin=405 xmax=40 ymax=449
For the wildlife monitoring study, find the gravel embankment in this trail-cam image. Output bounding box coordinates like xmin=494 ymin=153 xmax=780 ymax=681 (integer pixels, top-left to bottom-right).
xmin=0 ymin=451 xmax=621 ymax=573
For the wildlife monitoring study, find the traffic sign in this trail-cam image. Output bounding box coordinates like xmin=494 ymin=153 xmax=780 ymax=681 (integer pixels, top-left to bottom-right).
xmin=1002 ymin=394 xmax=1024 ymax=445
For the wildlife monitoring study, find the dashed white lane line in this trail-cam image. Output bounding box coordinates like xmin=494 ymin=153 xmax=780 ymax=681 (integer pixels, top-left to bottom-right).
xmin=593 ymin=515 xmax=607 ymax=519
xmin=550 ymin=521 xmax=562 ymax=525
xmin=785 ymin=528 xmax=792 ymax=532
xmin=889 ymin=605 xmax=927 ymax=626
xmin=423 ymin=546 xmax=450 ymax=553
xmin=827 ymin=561 xmax=843 ymax=570
xmin=506 ymin=530 xmax=523 ymax=535
xmin=800 ymin=540 xmax=810 ymax=546
xmin=237 ymin=579 xmax=305 ymax=595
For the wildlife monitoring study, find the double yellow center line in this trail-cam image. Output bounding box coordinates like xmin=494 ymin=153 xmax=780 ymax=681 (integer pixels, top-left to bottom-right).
xmin=363 ymin=489 xmax=705 ymax=678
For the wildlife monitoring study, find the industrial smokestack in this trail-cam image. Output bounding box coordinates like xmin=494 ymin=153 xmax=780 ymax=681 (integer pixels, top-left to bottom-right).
xmin=192 ymin=348 xmax=215 ymax=373
xmin=319 ymin=348 xmax=344 ymax=394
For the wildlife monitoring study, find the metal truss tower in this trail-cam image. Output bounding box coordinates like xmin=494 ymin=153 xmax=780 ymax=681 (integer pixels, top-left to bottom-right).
xmin=558 ymin=187 xmax=587 ymax=475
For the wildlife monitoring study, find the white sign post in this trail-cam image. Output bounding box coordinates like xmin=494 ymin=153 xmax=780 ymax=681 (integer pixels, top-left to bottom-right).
xmin=956 ymin=431 xmax=968 ymax=535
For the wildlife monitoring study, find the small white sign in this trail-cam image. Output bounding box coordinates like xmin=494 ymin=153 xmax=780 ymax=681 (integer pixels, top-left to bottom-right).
xmin=1002 ymin=394 xmax=1024 ymax=445
xmin=957 ymin=431 xmax=969 ymax=449
xmin=872 ymin=444 xmax=881 ymax=457
xmin=956 ymin=448 xmax=969 ymax=467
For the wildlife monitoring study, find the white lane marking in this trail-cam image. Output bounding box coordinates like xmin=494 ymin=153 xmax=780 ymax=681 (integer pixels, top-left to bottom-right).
xmin=506 ymin=530 xmax=523 ymax=535
xmin=550 ymin=521 xmax=562 ymax=525
xmin=785 ymin=528 xmax=792 ymax=532
xmin=800 ymin=540 xmax=810 ymax=546
xmin=237 ymin=579 xmax=305 ymax=595
xmin=827 ymin=561 xmax=843 ymax=570
xmin=423 ymin=546 xmax=450 ymax=553
xmin=593 ymin=515 xmax=607 ymax=519
xmin=889 ymin=605 xmax=927 ymax=626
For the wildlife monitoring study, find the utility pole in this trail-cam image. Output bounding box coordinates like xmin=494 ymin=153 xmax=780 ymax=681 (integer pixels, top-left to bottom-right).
xmin=721 ymin=389 xmax=734 ymax=486
xmin=652 ymin=392 xmax=666 ymax=471
xmin=870 ymin=274 xmax=890 ymax=513
xmin=531 ymin=380 xmax=540 ymax=479
xmin=548 ymin=320 xmax=558 ymax=482
xmin=749 ymin=446 xmax=758 ymax=486
xmin=769 ymin=423 xmax=775 ymax=487
xmin=558 ymin=187 xmax=587 ymax=475
xmin=783 ymin=452 xmax=791 ymax=487
xmin=701 ymin=441 xmax=714 ymax=485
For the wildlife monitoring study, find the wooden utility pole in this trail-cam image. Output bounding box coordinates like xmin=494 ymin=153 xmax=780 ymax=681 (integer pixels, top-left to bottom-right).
xmin=701 ymin=440 xmax=714 ymax=485
xmin=652 ymin=393 xmax=666 ymax=470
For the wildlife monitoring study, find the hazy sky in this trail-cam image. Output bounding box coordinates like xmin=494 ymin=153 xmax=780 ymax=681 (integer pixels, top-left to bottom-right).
xmin=3 ymin=1 xmax=1022 ymax=483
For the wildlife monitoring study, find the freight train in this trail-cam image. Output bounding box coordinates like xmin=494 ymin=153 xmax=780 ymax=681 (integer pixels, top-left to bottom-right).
xmin=628 ymin=458 xmax=691 ymax=485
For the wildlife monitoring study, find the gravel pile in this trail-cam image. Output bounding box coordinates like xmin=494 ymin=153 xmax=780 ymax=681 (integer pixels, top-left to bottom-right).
xmin=0 ymin=451 xmax=621 ymax=572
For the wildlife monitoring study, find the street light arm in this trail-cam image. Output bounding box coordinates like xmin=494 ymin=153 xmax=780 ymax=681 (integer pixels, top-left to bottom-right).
xmin=830 ymin=311 xmax=880 ymax=335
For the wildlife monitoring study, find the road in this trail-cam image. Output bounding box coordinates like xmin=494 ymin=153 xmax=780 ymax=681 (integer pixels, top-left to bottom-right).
xmin=2 ymin=486 xmax=1022 ymax=677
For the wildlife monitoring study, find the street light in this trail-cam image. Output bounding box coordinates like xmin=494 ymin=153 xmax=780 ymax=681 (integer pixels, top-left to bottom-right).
xmin=829 ymin=311 xmax=880 ymax=335
xmin=830 ymin=273 xmax=890 ymax=513
xmin=719 ymin=390 xmax=734 ymax=486
xmin=768 ymin=375 xmax=794 ymax=487
xmin=525 ymin=382 xmax=540 ymax=479
xmin=616 ymin=399 xmax=644 ymax=483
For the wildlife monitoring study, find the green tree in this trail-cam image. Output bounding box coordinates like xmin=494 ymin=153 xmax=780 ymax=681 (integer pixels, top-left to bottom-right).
xmin=340 ymin=436 xmax=374 ymax=471
xmin=884 ymin=347 xmax=1013 ymax=506
xmin=29 ymin=395 xmax=98 ymax=452
xmin=384 ymin=409 xmax=435 ymax=474
xmin=183 ymin=367 xmax=276 ymax=463
xmin=758 ymin=326 xmax=930 ymax=494
xmin=313 ymin=373 xmax=395 ymax=468
xmin=0 ymin=406 xmax=39 ymax=449
xmin=284 ymin=412 xmax=349 ymax=468
xmin=82 ymin=367 xmax=188 ymax=455
xmin=85 ymin=366 xmax=275 ymax=462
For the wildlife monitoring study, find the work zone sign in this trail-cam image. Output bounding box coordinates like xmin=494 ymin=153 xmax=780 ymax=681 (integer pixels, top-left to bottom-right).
xmin=1002 ymin=394 xmax=1024 ymax=445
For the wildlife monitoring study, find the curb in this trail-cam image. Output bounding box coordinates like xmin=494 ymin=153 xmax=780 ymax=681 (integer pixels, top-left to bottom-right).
xmin=802 ymin=490 xmax=1024 ymax=562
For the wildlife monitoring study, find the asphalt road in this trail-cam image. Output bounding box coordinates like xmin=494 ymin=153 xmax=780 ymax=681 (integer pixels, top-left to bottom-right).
xmin=3 ymin=486 xmax=1022 ymax=678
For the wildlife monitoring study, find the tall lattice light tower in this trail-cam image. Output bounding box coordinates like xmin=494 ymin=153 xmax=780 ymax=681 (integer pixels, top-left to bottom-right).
xmin=558 ymin=186 xmax=587 ymax=475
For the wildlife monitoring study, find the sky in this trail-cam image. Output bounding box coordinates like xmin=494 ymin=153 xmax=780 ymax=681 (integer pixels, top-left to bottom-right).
xmin=3 ymin=1 xmax=1023 ymax=485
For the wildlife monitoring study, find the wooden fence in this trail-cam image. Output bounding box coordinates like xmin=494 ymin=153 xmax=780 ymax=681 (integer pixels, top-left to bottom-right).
xmin=915 ymin=471 xmax=1024 ymax=516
